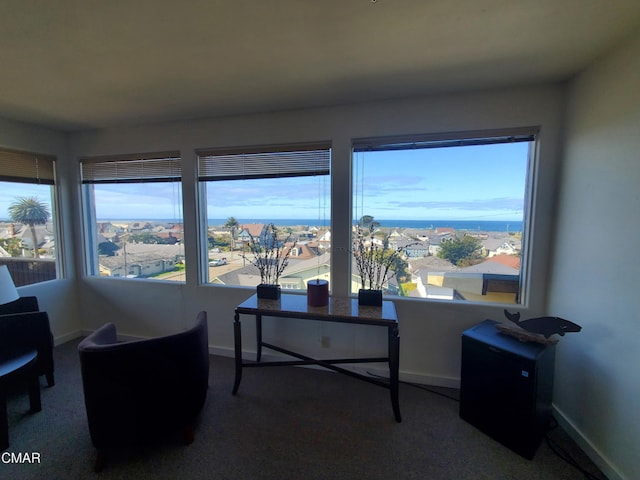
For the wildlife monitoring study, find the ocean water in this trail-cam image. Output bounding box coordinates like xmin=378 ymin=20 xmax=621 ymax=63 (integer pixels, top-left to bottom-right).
xmin=208 ymin=219 xmax=523 ymax=232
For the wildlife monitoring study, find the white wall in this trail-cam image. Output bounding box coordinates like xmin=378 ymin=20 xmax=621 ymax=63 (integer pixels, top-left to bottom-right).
xmin=549 ymin=32 xmax=640 ymax=480
xmin=0 ymin=116 xmax=80 ymax=342
xmin=68 ymin=84 xmax=565 ymax=386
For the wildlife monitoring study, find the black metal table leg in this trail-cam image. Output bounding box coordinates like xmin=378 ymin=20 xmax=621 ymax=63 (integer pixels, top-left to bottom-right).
xmin=232 ymin=312 xmax=242 ymax=395
xmin=389 ymin=325 xmax=401 ymax=422
xmin=256 ymin=314 xmax=262 ymax=363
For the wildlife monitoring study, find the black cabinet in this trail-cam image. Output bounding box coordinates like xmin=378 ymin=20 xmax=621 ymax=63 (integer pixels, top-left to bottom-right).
xmin=459 ymin=319 xmax=555 ymax=459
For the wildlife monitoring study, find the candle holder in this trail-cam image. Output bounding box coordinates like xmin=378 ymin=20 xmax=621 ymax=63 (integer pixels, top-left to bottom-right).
xmin=307 ymin=279 xmax=329 ymax=307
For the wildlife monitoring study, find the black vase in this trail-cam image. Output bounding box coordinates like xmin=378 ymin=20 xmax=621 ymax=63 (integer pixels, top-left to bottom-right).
xmin=358 ymin=288 xmax=383 ymax=306
xmin=257 ymin=283 xmax=281 ymax=300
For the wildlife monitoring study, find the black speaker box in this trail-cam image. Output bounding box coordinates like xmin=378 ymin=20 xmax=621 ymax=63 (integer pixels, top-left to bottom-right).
xmin=459 ymin=319 xmax=556 ymax=459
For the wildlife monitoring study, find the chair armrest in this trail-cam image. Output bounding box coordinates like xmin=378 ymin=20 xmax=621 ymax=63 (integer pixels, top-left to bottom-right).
xmin=0 ymin=311 xmax=52 ymax=355
xmin=0 ymin=311 xmax=55 ymax=383
xmin=0 ymin=296 xmax=39 ymax=315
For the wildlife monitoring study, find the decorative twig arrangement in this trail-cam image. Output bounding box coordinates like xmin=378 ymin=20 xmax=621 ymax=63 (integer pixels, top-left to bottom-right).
xmin=243 ymin=223 xmax=295 ymax=285
xmin=353 ymin=225 xmax=411 ymax=291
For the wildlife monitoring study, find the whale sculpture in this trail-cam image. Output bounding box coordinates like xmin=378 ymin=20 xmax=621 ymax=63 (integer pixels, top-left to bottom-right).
xmin=503 ymin=310 xmax=582 ymax=339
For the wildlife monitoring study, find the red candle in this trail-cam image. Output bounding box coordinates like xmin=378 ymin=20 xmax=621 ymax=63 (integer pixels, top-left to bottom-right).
xmin=307 ymin=279 xmax=329 ymax=307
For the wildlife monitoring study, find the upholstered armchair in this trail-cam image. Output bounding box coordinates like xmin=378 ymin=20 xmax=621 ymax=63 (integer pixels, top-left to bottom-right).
xmin=77 ymin=311 xmax=209 ymax=470
xmin=0 ymin=296 xmax=55 ymax=387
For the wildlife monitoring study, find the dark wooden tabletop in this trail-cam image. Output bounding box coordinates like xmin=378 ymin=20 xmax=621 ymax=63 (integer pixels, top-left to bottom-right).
xmin=236 ymin=293 xmax=398 ymax=327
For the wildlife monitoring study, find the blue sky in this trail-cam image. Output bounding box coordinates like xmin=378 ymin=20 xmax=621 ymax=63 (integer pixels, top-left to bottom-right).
xmin=1 ymin=142 xmax=529 ymax=222
xmin=0 ymin=183 xmax=54 ymax=222
xmin=353 ymin=142 xmax=529 ymax=221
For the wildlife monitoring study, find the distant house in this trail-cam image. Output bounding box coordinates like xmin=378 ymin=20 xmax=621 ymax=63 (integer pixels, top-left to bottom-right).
xmin=389 ymin=237 xmax=429 ymax=258
xmin=404 ymin=243 xmax=429 ymax=258
xmin=129 ymin=222 xmax=154 ymax=233
xmin=439 ymin=260 xmax=520 ymax=303
xmin=152 ymin=223 xmax=184 ymax=242
xmin=317 ymin=229 xmax=331 ymax=250
xmin=494 ymin=241 xmax=520 ymax=256
xmin=413 ymin=230 xmax=431 ymax=242
xmin=98 ymin=243 xmax=184 ymax=277
xmin=237 ymin=223 xmax=266 ymax=245
xmin=156 ymin=231 xmax=181 ymax=244
xmin=98 ymin=222 xmax=120 ymax=234
xmin=296 ymin=230 xmax=315 ymax=241
xmin=457 ymin=260 xmax=519 ymax=276
xmin=403 ymin=253 xmax=518 ymax=303
xmin=428 ymin=234 xmax=452 ymax=256
xmin=285 ymin=242 xmax=317 ymax=260
xmin=0 ymin=222 xmax=16 ymax=240
xmin=481 ymin=236 xmax=521 ymax=257
xmin=484 ymin=253 xmax=521 ymax=270
xmin=16 ymin=223 xmax=56 ymax=257
xmin=213 ymin=251 xmax=331 ymax=290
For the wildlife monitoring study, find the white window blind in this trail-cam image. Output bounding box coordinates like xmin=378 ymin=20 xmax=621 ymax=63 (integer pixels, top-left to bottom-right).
xmin=197 ymin=143 xmax=331 ymax=181
xmin=0 ymin=148 xmax=56 ymax=185
xmin=353 ymin=128 xmax=537 ymax=152
xmin=81 ymin=151 xmax=181 ymax=184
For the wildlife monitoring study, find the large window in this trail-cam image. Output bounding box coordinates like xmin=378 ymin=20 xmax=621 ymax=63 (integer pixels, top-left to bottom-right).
xmin=352 ymin=129 xmax=536 ymax=304
xmin=197 ymin=143 xmax=331 ymax=289
xmin=0 ymin=148 xmax=58 ymax=286
xmin=81 ymin=152 xmax=185 ymax=281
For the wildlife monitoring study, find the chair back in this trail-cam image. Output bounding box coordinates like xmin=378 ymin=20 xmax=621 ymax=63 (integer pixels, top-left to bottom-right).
xmin=78 ymin=311 xmax=209 ymax=448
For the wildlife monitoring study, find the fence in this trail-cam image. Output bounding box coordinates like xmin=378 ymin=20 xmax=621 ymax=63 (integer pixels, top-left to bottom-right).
xmin=0 ymin=258 xmax=56 ymax=286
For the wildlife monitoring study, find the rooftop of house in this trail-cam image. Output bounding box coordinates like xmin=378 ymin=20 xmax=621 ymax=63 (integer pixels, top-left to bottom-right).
xmin=485 ymin=253 xmax=521 ymax=270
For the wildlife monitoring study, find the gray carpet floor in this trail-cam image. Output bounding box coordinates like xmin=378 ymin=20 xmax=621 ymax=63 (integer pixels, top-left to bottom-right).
xmin=1 ymin=338 xmax=606 ymax=479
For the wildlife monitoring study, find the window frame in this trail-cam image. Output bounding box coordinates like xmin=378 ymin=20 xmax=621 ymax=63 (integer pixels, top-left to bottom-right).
xmin=0 ymin=147 xmax=61 ymax=285
xmin=350 ymin=127 xmax=539 ymax=306
xmin=80 ymin=151 xmax=184 ymax=282
xmin=196 ymin=142 xmax=332 ymax=288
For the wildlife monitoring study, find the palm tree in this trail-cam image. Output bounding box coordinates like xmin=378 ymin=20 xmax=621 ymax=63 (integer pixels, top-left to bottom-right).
xmin=8 ymin=196 xmax=50 ymax=258
xmin=224 ymin=216 xmax=239 ymax=251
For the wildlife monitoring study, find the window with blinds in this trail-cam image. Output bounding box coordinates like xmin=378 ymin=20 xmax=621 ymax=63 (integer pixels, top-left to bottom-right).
xmin=81 ymin=151 xmax=185 ymax=282
xmin=197 ymin=143 xmax=330 ymax=181
xmin=0 ymin=147 xmax=58 ymax=286
xmin=351 ymin=128 xmax=537 ymax=305
xmin=197 ymin=142 xmax=331 ymax=288
xmin=0 ymin=148 xmax=56 ymax=184
xmin=81 ymin=151 xmax=181 ymax=184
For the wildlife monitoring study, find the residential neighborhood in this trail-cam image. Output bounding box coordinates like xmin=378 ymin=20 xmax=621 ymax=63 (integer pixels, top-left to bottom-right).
xmin=0 ymin=218 xmax=522 ymax=303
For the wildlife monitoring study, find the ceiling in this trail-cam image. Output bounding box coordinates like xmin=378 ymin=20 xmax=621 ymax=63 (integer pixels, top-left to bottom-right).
xmin=1 ymin=0 xmax=639 ymax=132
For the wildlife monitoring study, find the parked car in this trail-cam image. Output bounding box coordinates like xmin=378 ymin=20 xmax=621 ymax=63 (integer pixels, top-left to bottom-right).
xmin=209 ymin=258 xmax=227 ymax=266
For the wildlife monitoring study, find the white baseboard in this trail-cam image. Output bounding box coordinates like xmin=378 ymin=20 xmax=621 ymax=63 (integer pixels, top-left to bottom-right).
xmin=210 ymin=345 xmax=461 ymax=388
xmin=64 ymin=337 xmax=461 ymax=389
xmin=553 ymin=403 xmax=625 ymax=480
xmin=53 ymin=330 xmax=84 ymax=346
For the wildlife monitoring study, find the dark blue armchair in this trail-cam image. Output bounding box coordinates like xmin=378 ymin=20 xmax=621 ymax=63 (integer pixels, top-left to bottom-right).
xmin=78 ymin=311 xmax=209 ymax=471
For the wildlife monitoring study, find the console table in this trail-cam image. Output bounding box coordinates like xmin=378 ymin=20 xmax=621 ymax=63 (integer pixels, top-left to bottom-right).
xmin=232 ymin=293 xmax=401 ymax=422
